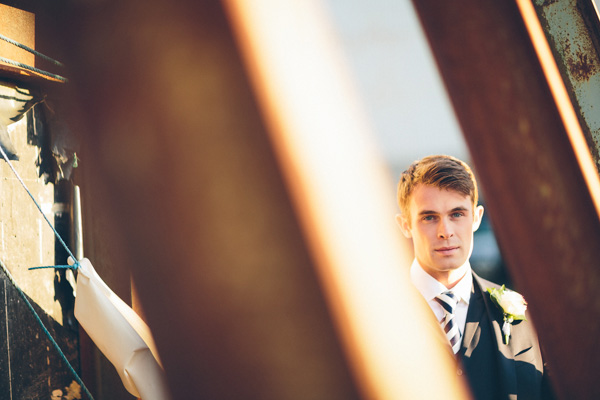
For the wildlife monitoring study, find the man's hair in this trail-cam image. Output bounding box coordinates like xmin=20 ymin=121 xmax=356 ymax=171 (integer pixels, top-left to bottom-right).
xmin=397 ymin=155 xmax=479 ymax=218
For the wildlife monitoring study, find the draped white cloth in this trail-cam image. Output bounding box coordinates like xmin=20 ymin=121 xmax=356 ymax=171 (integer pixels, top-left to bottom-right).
xmin=0 ymin=81 xmax=38 ymax=159
xmin=72 ymin=258 xmax=171 ymax=400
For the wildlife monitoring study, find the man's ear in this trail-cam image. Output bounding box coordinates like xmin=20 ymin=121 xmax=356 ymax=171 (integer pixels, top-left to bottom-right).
xmin=472 ymin=205 xmax=484 ymax=232
xmin=395 ymin=214 xmax=412 ymax=239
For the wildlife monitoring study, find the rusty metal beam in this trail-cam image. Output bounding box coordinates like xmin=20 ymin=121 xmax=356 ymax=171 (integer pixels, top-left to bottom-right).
xmin=53 ymin=1 xmax=361 ymax=399
xmin=45 ymin=0 xmax=479 ymax=398
xmin=411 ymin=0 xmax=600 ymax=398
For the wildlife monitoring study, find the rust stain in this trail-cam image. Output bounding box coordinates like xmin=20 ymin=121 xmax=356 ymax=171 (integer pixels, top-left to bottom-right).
xmin=51 ymin=381 xmax=82 ymax=400
xmin=562 ymin=36 xmax=571 ymax=54
xmin=566 ymin=50 xmax=599 ymax=81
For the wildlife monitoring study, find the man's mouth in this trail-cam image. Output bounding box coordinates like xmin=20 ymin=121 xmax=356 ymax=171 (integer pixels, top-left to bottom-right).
xmin=435 ymin=246 xmax=459 ymax=255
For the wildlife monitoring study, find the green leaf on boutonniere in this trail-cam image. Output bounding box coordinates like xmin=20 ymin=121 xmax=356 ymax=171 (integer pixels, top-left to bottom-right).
xmin=487 ymin=285 xmax=527 ymax=321
xmin=487 ymin=285 xmax=528 ymax=345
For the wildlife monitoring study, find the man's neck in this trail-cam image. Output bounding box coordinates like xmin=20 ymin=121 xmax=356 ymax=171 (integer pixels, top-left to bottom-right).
xmin=410 ymin=259 xmax=473 ymax=307
xmin=438 ymin=269 xmax=467 ymax=289
xmin=416 ymin=260 xmax=469 ymax=289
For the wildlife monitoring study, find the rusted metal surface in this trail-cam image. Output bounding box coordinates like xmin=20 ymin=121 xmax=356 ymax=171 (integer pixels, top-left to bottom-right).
xmin=52 ymin=1 xmax=362 ymax=399
xmin=533 ymin=0 xmax=600 ymax=170
xmin=411 ymin=0 xmax=600 ymax=398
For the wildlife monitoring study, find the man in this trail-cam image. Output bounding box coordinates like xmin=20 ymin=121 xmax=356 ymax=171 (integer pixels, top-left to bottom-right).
xmin=396 ymin=155 xmax=553 ymax=400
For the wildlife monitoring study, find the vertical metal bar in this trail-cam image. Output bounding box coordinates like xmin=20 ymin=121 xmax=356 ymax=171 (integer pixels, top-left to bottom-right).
xmin=71 ymin=185 xmax=83 ymax=261
xmin=411 ymin=0 xmax=600 ymax=398
xmin=56 ymin=1 xmax=362 ymax=398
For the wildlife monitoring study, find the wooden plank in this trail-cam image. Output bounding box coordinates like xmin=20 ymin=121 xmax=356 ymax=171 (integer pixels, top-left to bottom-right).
xmin=0 ymin=3 xmax=35 ymax=67
xmin=411 ymin=0 xmax=600 ymax=398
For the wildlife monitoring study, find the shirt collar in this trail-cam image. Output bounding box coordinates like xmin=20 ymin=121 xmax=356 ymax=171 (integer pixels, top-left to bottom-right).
xmin=409 ymin=258 xmax=472 ymax=304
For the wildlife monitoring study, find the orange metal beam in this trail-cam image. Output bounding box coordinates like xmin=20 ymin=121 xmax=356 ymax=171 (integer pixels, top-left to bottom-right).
xmin=411 ymin=0 xmax=600 ymax=398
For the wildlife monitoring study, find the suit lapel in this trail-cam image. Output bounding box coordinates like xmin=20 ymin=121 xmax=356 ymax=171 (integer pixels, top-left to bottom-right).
xmin=462 ymin=277 xmax=485 ymax=356
xmin=471 ymin=273 xmax=518 ymax=400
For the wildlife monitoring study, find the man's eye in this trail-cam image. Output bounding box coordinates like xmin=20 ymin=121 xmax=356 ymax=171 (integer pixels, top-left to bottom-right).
xmin=422 ymin=215 xmax=436 ymax=221
xmin=452 ymin=212 xmax=464 ymax=218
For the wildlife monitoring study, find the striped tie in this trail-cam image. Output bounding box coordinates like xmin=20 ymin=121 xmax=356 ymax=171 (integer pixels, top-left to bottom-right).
xmin=435 ymin=291 xmax=461 ymax=354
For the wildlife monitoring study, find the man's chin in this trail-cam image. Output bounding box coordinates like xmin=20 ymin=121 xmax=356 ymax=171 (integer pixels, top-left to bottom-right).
xmin=434 ymin=259 xmax=468 ymax=273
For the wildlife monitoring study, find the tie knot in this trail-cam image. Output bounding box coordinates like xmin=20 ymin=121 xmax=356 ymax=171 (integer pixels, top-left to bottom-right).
xmin=435 ymin=291 xmax=458 ymax=315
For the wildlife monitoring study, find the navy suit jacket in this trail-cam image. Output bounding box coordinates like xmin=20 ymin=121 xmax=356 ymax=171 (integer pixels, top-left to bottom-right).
xmin=458 ymin=273 xmax=554 ymax=400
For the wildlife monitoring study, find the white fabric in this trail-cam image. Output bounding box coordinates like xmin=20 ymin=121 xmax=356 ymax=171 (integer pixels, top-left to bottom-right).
xmin=0 ymin=82 xmax=37 ymax=158
xmin=73 ymin=258 xmax=171 ymax=400
xmin=409 ymin=258 xmax=472 ymax=336
xmin=0 ymin=82 xmax=35 ymax=126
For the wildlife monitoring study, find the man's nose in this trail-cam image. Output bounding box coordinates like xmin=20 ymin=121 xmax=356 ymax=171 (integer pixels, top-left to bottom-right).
xmin=437 ymin=219 xmax=454 ymax=239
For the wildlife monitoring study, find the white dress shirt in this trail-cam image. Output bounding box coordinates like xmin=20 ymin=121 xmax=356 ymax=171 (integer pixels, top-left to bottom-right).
xmin=409 ymin=258 xmax=472 ymax=336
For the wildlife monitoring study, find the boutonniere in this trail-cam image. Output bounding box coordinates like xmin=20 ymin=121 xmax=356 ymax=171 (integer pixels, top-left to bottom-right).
xmin=487 ymin=285 xmax=527 ymax=345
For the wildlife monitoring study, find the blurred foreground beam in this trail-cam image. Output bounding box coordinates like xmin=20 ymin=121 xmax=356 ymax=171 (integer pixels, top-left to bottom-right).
xmin=58 ymin=1 xmax=359 ymax=399
xmin=411 ymin=0 xmax=600 ymax=398
xmin=223 ymin=0 xmax=471 ymax=399
xmin=55 ymin=0 xmax=472 ymax=398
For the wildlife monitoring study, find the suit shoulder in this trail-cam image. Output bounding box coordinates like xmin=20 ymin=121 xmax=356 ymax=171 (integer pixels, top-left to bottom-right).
xmin=472 ymin=272 xmax=503 ymax=292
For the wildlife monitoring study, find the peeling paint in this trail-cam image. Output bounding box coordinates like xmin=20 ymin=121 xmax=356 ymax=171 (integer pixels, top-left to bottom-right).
xmin=535 ymin=0 xmax=600 ymax=170
xmin=536 ymin=0 xmax=560 ymax=7
xmin=566 ymin=50 xmax=599 ymax=81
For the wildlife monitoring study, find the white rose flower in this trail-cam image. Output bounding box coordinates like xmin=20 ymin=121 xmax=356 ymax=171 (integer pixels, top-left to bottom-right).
xmin=487 ymin=285 xmax=528 ymax=345
xmin=496 ymin=290 xmax=527 ymax=317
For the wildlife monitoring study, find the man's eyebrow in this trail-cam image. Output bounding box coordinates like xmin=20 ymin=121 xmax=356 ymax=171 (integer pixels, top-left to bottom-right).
xmin=417 ymin=207 xmax=469 ymax=216
xmin=417 ymin=210 xmax=439 ymax=216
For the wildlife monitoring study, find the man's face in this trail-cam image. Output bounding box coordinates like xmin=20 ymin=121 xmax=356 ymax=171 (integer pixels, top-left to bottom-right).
xmin=398 ymin=184 xmax=483 ymax=282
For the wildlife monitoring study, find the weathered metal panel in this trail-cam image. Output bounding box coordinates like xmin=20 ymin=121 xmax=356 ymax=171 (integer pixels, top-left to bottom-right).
xmin=533 ymin=0 xmax=600 ymax=169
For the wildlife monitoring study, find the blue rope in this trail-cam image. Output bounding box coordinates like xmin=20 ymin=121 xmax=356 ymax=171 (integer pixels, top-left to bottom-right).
xmin=29 ymin=265 xmax=76 ymax=271
xmin=0 ymin=135 xmax=93 ymax=398
xmin=0 ymin=34 xmax=64 ymax=67
xmin=0 ymin=143 xmax=77 ymax=266
xmin=0 ymin=258 xmax=94 ymax=399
